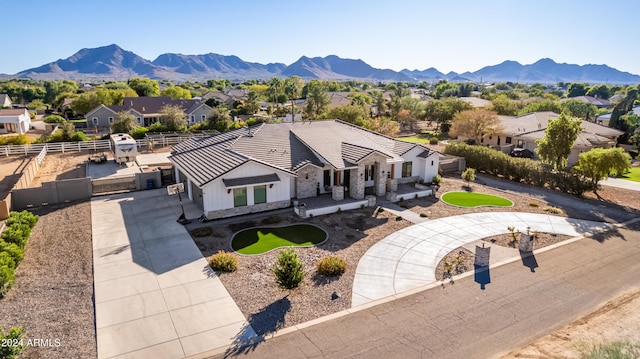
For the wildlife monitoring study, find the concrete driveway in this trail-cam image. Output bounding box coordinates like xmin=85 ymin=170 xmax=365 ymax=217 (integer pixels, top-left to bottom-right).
xmin=600 ymin=176 xmax=640 ymax=191
xmin=92 ymin=189 xmax=255 ymax=359
xmin=352 ymin=212 xmax=613 ymax=307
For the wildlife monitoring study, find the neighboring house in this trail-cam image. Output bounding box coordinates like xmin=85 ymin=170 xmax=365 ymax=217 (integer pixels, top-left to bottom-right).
xmin=169 ymin=120 xmax=439 ymax=219
xmin=0 ymin=94 xmax=12 ymax=108
xmin=462 ymin=111 xmax=624 ymax=166
xmin=562 ymin=95 xmax=611 ymax=108
xmin=596 ymin=106 xmax=640 ymax=127
xmin=202 ymin=92 xmax=234 ymax=108
xmin=0 ymin=108 xmax=31 ymax=134
xmin=85 ymin=96 xmax=212 ymax=130
xmin=460 ymin=97 xmax=492 ymax=109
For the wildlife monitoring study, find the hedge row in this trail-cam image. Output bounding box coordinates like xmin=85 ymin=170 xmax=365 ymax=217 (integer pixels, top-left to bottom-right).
xmin=0 ymin=211 xmax=39 ymax=297
xmin=444 ymin=143 xmax=594 ymax=195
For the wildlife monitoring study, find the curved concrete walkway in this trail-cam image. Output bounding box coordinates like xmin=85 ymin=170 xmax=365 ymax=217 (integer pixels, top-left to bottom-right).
xmin=352 ymin=212 xmax=614 ymax=307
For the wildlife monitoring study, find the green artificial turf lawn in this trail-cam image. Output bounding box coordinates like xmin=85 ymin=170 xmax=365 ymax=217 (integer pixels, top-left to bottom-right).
xmin=232 ymin=224 xmax=327 ymax=255
xmin=618 ymin=167 xmax=640 ymax=182
xmin=441 ymin=191 xmax=513 ymax=208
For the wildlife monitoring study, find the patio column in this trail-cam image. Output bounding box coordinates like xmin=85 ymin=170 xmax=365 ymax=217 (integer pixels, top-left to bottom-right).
xmin=374 ymin=162 xmax=386 ymax=196
xmin=349 ymin=165 xmax=364 ymax=200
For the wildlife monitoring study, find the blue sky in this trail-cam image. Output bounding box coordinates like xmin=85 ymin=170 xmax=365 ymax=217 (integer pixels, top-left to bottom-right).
xmin=3 ymin=0 xmax=639 ymax=76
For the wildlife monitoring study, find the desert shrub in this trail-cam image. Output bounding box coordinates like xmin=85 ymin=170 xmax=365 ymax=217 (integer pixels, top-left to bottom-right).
xmin=0 ymin=264 xmax=16 ymax=297
xmin=0 ymin=326 xmax=26 ymax=359
xmin=0 ymin=241 xmax=24 ymax=267
xmin=0 ymin=134 xmax=30 ymax=145
xmin=528 ymin=201 xmax=540 ymax=207
xmin=43 ymin=114 xmax=66 ymax=124
xmin=336 ymin=207 xmax=342 ymax=214
xmin=444 ymin=142 xmax=593 ymax=195
xmin=420 ymin=213 xmax=428 ymax=218
xmin=316 ymin=256 xmax=347 ymax=276
xmin=429 ymin=137 xmax=439 ymax=145
xmin=209 ymin=251 xmax=238 ymax=272
xmin=7 ymin=211 xmax=39 ymax=228
xmin=543 ymin=206 xmax=564 ymax=215
xmin=462 ymin=167 xmax=476 ymax=183
xmin=1 ymin=227 xmax=30 ymax=249
xmin=395 ymin=216 xmax=403 ymax=221
xmin=580 ymin=340 xmax=640 ymax=359
xmin=191 ymin=226 xmax=214 ymax=237
xmin=129 ymin=126 xmax=149 ymax=139
xmin=432 ymin=174 xmax=442 ymax=185
xmin=272 ymin=248 xmax=305 ymax=289
xmin=262 ymin=215 xmax=282 ymax=225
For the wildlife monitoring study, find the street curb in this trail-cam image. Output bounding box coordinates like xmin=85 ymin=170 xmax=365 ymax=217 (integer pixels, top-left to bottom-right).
xmin=200 ymin=216 xmax=640 ymax=358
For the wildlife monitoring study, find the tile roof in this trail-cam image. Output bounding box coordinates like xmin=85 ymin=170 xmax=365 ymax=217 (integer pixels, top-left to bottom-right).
xmin=114 ymin=97 xmax=209 ymax=116
xmin=170 ymin=120 xmax=433 ymax=187
xmin=0 ymin=108 xmax=28 ymax=116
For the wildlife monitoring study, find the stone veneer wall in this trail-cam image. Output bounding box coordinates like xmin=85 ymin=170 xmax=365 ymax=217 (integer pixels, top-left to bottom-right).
xmin=296 ymin=166 xmax=318 ymax=199
xmin=332 ymin=186 xmax=344 ymax=201
xmin=205 ymin=200 xmax=291 ymax=220
xmin=349 ymin=166 xmax=364 ymax=200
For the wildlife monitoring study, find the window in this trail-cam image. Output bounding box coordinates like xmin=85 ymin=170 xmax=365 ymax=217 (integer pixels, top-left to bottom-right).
xmin=431 ymin=160 xmax=434 ymax=166
xmin=137 ymin=117 xmax=142 ymax=124
xmin=505 ymin=137 xmax=512 ymax=144
xmin=401 ymin=162 xmax=412 ymax=178
xmin=201 ymin=114 xmax=206 ymax=121
xmin=233 ymin=188 xmax=247 ymax=207
xmin=108 ymin=116 xmax=114 ymax=124
xmin=254 ymin=185 xmax=267 ymax=204
xmin=190 ymin=115 xmax=195 ymax=123
xmin=92 ymin=118 xmax=98 ymax=125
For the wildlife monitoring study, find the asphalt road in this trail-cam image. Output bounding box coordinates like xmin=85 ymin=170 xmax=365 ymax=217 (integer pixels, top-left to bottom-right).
xmin=217 ymin=221 xmax=640 ymax=359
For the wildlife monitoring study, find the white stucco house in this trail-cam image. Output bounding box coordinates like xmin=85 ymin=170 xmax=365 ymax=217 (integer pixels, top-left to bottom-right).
xmin=169 ymin=120 xmax=440 ymax=219
xmin=0 ymin=108 xmax=31 ymax=134
xmin=457 ymin=112 xmax=624 ymax=166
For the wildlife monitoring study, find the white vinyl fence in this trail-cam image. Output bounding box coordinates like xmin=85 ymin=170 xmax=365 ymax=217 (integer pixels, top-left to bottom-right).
xmin=1 ymin=133 xmax=211 ymax=157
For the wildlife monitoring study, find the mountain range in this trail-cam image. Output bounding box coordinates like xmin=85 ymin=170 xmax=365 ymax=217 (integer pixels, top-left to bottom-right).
xmin=4 ymin=44 xmax=640 ymax=84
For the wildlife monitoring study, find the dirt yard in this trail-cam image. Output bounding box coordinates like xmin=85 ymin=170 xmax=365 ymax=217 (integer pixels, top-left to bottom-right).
xmin=0 ymin=156 xmax=31 ymax=198
xmin=29 ymin=152 xmax=89 ymax=186
xmin=0 ymin=201 xmax=95 ymax=359
xmin=502 ymin=290 xmax=640 ymax=358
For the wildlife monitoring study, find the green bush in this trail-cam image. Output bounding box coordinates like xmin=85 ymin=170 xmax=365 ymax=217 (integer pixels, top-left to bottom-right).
xmin=272 ymin=248 xmax=305 ymax=289
xmin=316 ymin=256 xmax=347 ymax=276
xmin=628 ymin=149 xmax=638 ymax=159
xmin=129 ymin=126 xmax=149 ymax=139
xmin=1 ymin=227 xmax=29 ymax=249
xmin=209 ymin=251 xmax=238 ymax=272
xmin=0 ymin=134 xmax=30 ymax=145
xmin=7 ymin=211 xmax=39 ymax=228
xmin=432 ymin=174 xmax=442 ymax=185
xmin=444 ymin=142 xmax=594 ymax=195
xmin=0 ymin=241 xmax=24 ymax=267
xmin=148 ymin=122 xmax=168 ymax=132
xmin=70 ymin=132 xmax=88 ymax=141
xmin=43 ymin=115 xmax=66 ymax=124
xmin=429 ymin=137 xmax=439 ymax=145
xmin=0 ymin=264 xmax=16 ymax=297
xmin=0 ymin=326 xmax=26 ymax=359
xmin=0 ymin=252 xmax=16 ymax=270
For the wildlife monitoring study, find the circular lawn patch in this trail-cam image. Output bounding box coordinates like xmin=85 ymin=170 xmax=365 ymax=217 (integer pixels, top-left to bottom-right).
xmin=231 ymin=224 xmax=328 ymax=255
xmin=441 ymin=191 xmax=513 ymax=208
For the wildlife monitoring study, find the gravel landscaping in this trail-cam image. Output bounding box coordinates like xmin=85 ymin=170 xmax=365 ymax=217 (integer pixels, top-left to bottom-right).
xmin=0 ymin=201 xmax=95 ymax=359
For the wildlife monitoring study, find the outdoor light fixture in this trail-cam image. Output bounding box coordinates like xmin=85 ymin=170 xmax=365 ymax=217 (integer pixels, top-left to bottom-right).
xmin=269 ymin=184 xmax=274 ymax=188
xmin=227 ymin=189 xmax=231 ymax=193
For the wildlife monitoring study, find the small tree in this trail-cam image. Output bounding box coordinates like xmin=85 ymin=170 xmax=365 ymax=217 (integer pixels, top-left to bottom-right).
xmin=535 ymin=111 xmax=583 ymax=170
xmin=110 ymin=111 xmax=138 ymax=134
xmin=160 ymin=105 xmax=187 ymax=132
xmin=272 ymin=248 xmax=305 ymax=290
xmin=575 ymin=147 xmax=631 ymax=192
xmin=207 ymin=106 xmax=232 ymax=132
xmin=449 ymin=109 xmax=503 ymax=144
xmin=461 ymin=167 xmax=476 ymax=185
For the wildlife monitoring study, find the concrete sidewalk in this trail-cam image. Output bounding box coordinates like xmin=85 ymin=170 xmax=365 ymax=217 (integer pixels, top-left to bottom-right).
xmin=92 ymin=189 xmax=255 ymax=359
xmin=352 ymin=212 xmax=613 ymax=307
xmin=600 ymin=176 xmax=640 ymax=191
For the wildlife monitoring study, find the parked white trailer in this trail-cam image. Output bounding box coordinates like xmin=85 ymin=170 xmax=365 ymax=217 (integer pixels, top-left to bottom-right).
xmin=110 ymin=133 xmax=138 ymax=164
